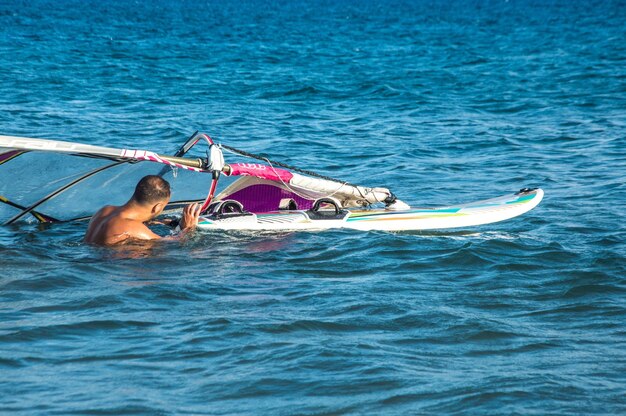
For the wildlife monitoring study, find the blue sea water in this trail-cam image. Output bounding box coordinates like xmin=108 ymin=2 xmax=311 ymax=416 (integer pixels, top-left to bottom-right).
xmin=1 ymin=0 xmax=625 ymax=414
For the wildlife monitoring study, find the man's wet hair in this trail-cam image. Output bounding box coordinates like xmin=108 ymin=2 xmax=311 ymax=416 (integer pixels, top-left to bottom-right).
xmin=131 ymin=175 xmax=171 ymax=205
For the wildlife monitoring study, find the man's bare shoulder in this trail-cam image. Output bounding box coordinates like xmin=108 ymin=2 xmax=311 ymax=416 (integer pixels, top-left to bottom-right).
xmin=86 ymin=206 xmax=161 ymax=245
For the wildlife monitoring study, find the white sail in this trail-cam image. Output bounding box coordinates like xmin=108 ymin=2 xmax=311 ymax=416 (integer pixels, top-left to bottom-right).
xmin=288 ymin=173 xmax=392 ymax=207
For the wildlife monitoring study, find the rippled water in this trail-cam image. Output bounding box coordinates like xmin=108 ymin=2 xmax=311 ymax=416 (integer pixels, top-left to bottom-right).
xmin=1 ymin=0 xmax=625 ymax=414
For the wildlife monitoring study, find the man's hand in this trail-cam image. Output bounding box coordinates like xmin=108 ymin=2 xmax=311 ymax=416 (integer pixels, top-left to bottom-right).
xmin=180 ymin=202 xmax=201 ymax=230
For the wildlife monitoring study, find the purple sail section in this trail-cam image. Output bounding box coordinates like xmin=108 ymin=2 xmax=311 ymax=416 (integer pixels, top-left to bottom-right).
xmin=0 ymin=150 xmax=23 ymax=165
xmin=223 ymin=184 xmax=314 ymax=213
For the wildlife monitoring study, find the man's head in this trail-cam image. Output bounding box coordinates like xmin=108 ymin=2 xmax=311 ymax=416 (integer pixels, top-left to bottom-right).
xmin=131 ymin=175 xmax=171 ymax=217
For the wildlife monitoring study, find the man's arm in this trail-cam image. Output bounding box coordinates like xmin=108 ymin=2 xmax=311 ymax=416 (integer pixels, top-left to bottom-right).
xmin=148 ymin=202 xmax=202 ymax=242
xmin=112 ymin=203 xmax=201 ymax=243
xmin=137 ymin=202 xmax=201 ymax=238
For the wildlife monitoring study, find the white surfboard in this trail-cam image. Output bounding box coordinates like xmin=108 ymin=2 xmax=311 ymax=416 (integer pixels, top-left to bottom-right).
xmin=195 ymin=188 xmax=544 ymax=232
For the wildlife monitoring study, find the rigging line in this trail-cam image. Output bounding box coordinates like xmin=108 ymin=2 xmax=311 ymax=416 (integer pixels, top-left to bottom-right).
xmin=0 ymin=150 xmax=60 ymax=222
xmin=65 ymin=199 xmax=206 ymax=221
xmin=222 ymin=145 xmax=373 ymax=206
xmin=220 ymin=144 xmax=361 ymax=188
xmin=262 ymin=157 xmax=356 ymax=204
xmin=5 ymin=160 xmax=127 ymax=225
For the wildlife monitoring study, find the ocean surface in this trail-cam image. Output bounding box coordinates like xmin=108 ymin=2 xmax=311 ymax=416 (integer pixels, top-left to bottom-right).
xmin=1 ymin=0 xmax=625 ymax=414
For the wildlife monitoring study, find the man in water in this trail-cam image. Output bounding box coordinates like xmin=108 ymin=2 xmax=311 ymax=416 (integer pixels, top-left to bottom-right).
xmin=84 ymin=175 xmax=201 ymax=245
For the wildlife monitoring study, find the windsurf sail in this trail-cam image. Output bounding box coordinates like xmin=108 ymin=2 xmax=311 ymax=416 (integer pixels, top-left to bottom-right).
xmin=0 ymin=134 xmax=216 ymax=225
xmin=0 ymin=132 xmax=405 ymax=225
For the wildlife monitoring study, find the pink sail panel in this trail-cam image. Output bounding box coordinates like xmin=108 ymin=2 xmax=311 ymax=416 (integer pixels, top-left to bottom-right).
xmin=228 ymin=163 xmax=294 ymax=182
